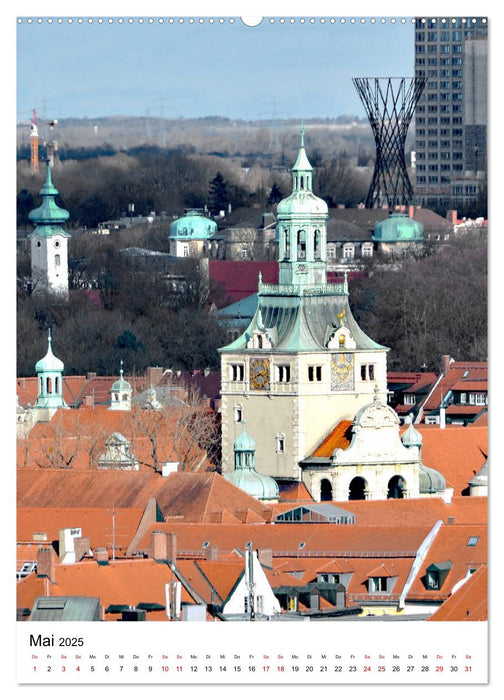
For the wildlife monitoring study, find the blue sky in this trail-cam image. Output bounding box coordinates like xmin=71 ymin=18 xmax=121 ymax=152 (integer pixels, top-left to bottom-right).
xmin=17 ymin=16 xmax=415 ymax=122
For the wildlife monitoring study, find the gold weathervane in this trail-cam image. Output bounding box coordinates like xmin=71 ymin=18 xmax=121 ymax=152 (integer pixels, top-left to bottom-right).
xmin=337 ymin=309 xmax=346 ymax=326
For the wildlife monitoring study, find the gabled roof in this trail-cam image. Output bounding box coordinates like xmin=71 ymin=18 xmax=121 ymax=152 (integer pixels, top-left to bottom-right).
xmin=152 ymin=472 xmax=272 ymax=523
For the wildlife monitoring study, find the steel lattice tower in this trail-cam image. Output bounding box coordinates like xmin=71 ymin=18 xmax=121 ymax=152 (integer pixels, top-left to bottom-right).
xmin=353 ymin=77 xmax=426 ymax=209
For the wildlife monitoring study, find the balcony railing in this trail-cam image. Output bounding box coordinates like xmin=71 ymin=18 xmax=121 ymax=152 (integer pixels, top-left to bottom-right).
xmin=258 ymin=282 xmax=348 ymax=297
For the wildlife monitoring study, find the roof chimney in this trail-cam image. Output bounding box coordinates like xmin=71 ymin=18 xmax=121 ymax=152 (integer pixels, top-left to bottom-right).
xmin=146 ymin=366 xmax=164 ymax=387
xmin=37 ymin=546 xmax=57 ymax=583
xmin=258 ymin=548 xmax=273 ymax=569
xmin=206 ymin=545 xmax=219 ymax=561
xmin=440 ymin=355 xmax=453 ymax=376
xmin=149 ymin=531 xmax=177 ymax=564
xmin=94 ymin=547 xmax=109 ymax=565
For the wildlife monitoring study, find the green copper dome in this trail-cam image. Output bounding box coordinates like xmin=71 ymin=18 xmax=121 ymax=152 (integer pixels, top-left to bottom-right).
xmin=28 ymin=162 xmax=70 ymax=237
xmin=401 ymin=419 xmax=423 ymax=448
xmin=35 ymin=330 xmax=64 ymax=373
xmin=372 ymin=212 xmax=423 ymax=242
xmin=170 ymin=209 xmax=217 ymax=239
xmin=111 ymin=362 xmax=132 ymax=393
xmin=233 ymin=421 xmax=256 ymax=452
xmin=226 ymin=422 xmax=280 ymax=501
xmin=419 ymin=463 xmax=446 ymax=494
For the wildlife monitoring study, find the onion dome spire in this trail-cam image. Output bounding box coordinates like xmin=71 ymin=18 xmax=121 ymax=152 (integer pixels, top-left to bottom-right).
xmin=29 ymin=160 xmax=70 ymax=229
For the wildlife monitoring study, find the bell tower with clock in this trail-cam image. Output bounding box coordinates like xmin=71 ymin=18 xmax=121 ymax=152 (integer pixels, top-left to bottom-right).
xmin=219 ymin=128 xmax=389 ymax=491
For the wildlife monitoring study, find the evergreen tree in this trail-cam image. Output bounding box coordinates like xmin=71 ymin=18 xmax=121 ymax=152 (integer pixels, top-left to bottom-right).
xmin=267 ymin=182 xmax=283 ymax=205
xmin=208 ymin=172 xmax=230 ymax=216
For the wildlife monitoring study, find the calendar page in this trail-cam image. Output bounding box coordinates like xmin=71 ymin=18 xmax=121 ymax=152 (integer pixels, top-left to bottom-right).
xmin=12 ymin=2 xmax=492 ymax=693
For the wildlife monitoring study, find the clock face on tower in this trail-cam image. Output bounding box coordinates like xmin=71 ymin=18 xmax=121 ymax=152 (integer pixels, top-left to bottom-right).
xmin=330 ymin=352 xmax=354 ymax=391
xmin=249 ymin=358 xmax=270 ymax=391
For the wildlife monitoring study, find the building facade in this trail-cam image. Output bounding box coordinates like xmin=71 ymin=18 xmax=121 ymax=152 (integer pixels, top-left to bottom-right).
xmin=414 ymin=17 xmax=488 ymax=210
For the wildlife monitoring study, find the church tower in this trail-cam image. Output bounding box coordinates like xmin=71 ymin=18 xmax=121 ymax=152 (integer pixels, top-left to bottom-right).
xmin=28 ymin=161 xmax=71 ymax=298
xmin=219 ymin=129 xmax=389 ymax=487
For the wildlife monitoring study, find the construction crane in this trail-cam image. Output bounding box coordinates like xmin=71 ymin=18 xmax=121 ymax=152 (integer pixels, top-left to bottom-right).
xmin=18 ymin=109 xmax=58 ymax=173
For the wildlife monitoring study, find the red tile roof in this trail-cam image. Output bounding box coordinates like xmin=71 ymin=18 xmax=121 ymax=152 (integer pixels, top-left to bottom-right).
xmin=428 ymin=564 xmax=487 ymax=621
xmin=278 ymin=481 xmax=314 ymax=502
xmin=407 ymin=523 xmax=487 ymax=604
xmin=413 ymin=425 xmax=487 ymax=495
xmin=17 ymin=507 xmax=145 ymax=555
xmin=16 ymin=470 xmax=272 ymax=528
xmin=133 ymin=522 xmax=432 ymax=559
xmin=18 ymin=406 xmax=213 ymax=472
xmin=312 ymin=421 xmax=353 ymax=457
xmin=422 ymin=363 xmax=487 ymax=413
xmin=270 ymin=496 xmax=487 ymax=528
xmin=17 ymin=559 xmax=195 ymax=620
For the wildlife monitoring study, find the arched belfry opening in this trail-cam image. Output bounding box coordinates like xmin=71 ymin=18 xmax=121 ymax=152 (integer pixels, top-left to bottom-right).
xmin=348 ymin=476 xmax=367 ymax=501
xmin=320 ymin=478 xmax=333 ymax=501
xmin=387 ymin=475 xmax=406 ymax=499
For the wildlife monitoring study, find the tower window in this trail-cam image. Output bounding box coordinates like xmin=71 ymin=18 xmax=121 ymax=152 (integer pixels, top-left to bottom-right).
xmin=361 ymin=364 xmax=375 ymax=381
xmin=276 ymin=435 xmax=285 ymax=453
xmin=308 ymin=365 xmax=322 ymax=382
xmin=55 ymin=254 xmax=61 ymax=267
xmin=297 ymin=230 xmax=306 ymax=259
xmin=229 ymin=364 xmax=245 ymax=382
xmin=234 ymin=405 xmax=243 ymax=423
xmin=276 ymin=365 xmax=291 ymax=383
xmin=314 ymin=230 xmax=321 ymax=260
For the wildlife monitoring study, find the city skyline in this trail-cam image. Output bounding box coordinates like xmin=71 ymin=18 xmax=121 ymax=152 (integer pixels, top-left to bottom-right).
xmin=17 ymin=16 xmax=415 ymax=122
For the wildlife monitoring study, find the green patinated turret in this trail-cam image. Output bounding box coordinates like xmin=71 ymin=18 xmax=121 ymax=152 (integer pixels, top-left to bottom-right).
xmin=109 ymin=360 xmax=132 ymax=411
xmin=401 ymin=417 xmax=446 ymax=494
xmin=34 ymin=329 xmax=67 ymax=409
xmin=225 ymin=422 xmax=280 ymax=502
xmin=221 ymin=126 xmax=387 ymax=355
xmin=276 ymin=124 xmax=329 ymax=288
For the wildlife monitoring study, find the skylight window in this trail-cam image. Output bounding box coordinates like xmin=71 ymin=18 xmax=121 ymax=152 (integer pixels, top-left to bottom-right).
xmin=298 ymin=542 xmax=306 ymax=549
xmin=467 ymin=536 xmax=479 ymax=547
